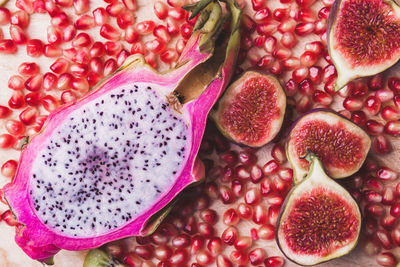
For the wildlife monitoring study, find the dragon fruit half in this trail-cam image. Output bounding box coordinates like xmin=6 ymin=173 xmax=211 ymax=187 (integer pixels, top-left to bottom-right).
xmin=3 ymin=0 xmax=241 ymax=262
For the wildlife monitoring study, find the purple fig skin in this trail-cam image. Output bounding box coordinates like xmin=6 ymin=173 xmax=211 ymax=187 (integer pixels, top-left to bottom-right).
xmin=327 ymin=0 xmax=400 ymax=91
xmin=275 ymin=154 xmax=362 ymax=266
xmin=286 ymin=108 xmax=371 ymax=183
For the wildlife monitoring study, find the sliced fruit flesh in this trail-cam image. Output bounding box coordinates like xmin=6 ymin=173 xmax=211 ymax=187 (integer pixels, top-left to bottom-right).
xmin=333 ymin=0 xmax=400 ymax=67
xmin=293 ymin=120 xmax=365 ymax=173
xmin=218 ymin=76 xmax=281 ymax=145
xmin=282 ymin=187 xmax=360 ymax=256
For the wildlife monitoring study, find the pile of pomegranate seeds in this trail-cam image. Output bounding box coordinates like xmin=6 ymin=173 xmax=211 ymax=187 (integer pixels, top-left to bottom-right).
xmin=0 ymin=0 xmax=399 ymax=266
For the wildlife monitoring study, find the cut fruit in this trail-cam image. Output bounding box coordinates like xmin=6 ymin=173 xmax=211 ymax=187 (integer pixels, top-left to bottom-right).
xmin=286 ymin=109 xmax=371 ymax=183
xmin=276 ymin=153 xmax=362 ymax=266
xmin=211 ymin=71 xmax=286 ymax=147
xmin=327 ymin=0 xmax=400 ymax=91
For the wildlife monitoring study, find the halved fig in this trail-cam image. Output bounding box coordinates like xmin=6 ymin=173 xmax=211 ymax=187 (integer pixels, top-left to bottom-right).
xmin=211 ymin=70 xmax=286 ymax=147
xmin=327 ymin=0 xmax=400 ymax=91
xmin=286 ymin=109 xmax=371 ymax=183
xmin=276 ymin=153 xmax=362 ymax=266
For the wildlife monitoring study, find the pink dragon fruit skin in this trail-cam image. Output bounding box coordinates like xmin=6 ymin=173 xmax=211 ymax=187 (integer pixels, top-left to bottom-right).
xmin=3 ymin=0 xmax=241 ymax=262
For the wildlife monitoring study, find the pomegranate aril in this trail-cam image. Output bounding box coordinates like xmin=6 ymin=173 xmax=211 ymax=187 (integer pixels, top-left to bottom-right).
xmin=273 ymin=8 xmax=288 ymax=21
xmin=100 ymin=24 xmax=121 ymax=41
xmin=9 ymin=91 xmax=26 ymax=109
xmin=154 ymin=245 xmax=172 ymax=261
xmin=376 ymin=167 xmax=398 ymax=181
xmin=50 ymin=12 xmax=69 ymax=28
xmin=351 ymin=110 xmax=366 ymax=127
xmin=284 ymin=79 xmax=298 ymax=96
xmin=236 ymin=202 xmax=253 ymax=219
xmin=93 ymin=7 xmax=108 ymax=25
xmin=9 ymin=25 xmax=27 ymax=44
xmin=216 ymin=255 xmax=233 ymax=267
xmin=25 ymin=92 xmax=43 ymax=106
xmin=0 ymin=134 xmax=15 ymax=149
xmin=25 ymin=74 xmax=43 ymax=91
xmin=258 ymin=224 xmax=275 ymax=240
xmin=221 ymin=226 xmax=238 ymax=245
xmin=292 ymin=66 xmax=309 ymax=83
xmin=26 ymin=39 xmax=43 ymax=57
xmin=72 ymin=32 xmax=92 ymax=48
xmin=381 ymin=214 xmax=396 ymax=230
xmin=248 ymin=248 xmax=266 ymax=265
xmin=72 ymin=77 xmax=89 ymax=93
xmin=104 ymin=58 xmax=118 ymax=76
xmin=160 ymin=49 xmax=178 ymax=64
xmin=73 ymin=0 xmax=89 ymax=14
xmin=180 ymin=23 xmax=193 ymax=40
xmin=8 ymin=75 xmax=25 ymax=91
xmin=385 ymin=120 xmax=400 ymax=135
xmin=2 ymin=210 xmax=19 ymax=226
xmin=11 ymin=10 xmax=30 ymax=29
xmin=168 ymin=7 xmax=185 ymax=21
xmin=365 ymin=203 xmax=384 ymax=217
xmin=0 ymin=7 xmax=11 ymax=25
xmin=375 ymin=229 xmax=393 ymax=250
xmin=252 ymin=204 xmax=268 ymax=224
xmin=298 ymin=78 xmax=314 ymax=95
xmin=343 ymin=96 xmax=363 ymax=111
xmin=166 ymin=17 xmax=179 ymax=36
xmin=62 ymin=25 xmax=76 ymax=42
xmin=117 ymin=12 xmax=135 ymax=29
xmin=264 ymin=256 xmax=284 ymax=267
xmin=376 ymin=88 xmax=394 ymax=103
xmin=376 ymin=252 xmax=396 ymax=267
xmin=61 ymin=90 xmax=77 ymax=104
xmin=136 ymin=20 xmax=156 ymax=35
xmin=0 ymin=105 xmax=11 ymax=119
xmin=5 ymin=119 xmax=25 ymax=135
xmin=44 ymin=44 xmax=62 ymax=57
xmin=145 ymin=38 xmax=165 ymax=54
xmin=364 ymin=96 xmax=381 ymax=115
xmin=256 ymin=21 xmax=278 ymax=35
xmin=70 ymin=63 xmax=88 ymax=77
xmin=19 ymin=106 xmax=38 ymax=125
xmin=42 ymin=95 xmax=59 ymax=112
xmin=123 ymin=26 xmax=139 ymax=44
xmin=230 ymin=250 xmax=248 ymax=265
xmin=170 ymin=248 xmax=188 ymax=265
xmin=74 ymin=14 xmax=95 ymax=30
xmin=296 ymin=95 xmax=312 ymax=113
xmin=44 ymin=0 xmax=61 ymax=16
xmin=104 ymin=41 xmax=122 ymax=56
xmin=106 ymin=1 xmax=124 ymax=17
xmin=388 ymin=77 xmax=400 ymax=94
xmin=254 ymin=8 xmax=271 ymax=23
xmin=278 ymin=18 xmax=296 ymax=33
xmin=47 ymin=26 xmax=62 ymax=44
xmin=381 ymin=105 xmax=400 ymax=121
xmin=18 ymin=62 xmax=39 ymax=76
xmin=294 ymin=22 xmax=315 ymax=35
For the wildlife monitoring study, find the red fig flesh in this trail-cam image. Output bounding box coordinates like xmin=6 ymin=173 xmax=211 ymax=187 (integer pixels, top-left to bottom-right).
xmin=286 ymin=109 xmax=371 ymax=183
xmin=327 ymin=0 xmax=400 ymax=90
xmin=212 ymin=71 xmax=286 ymax=147
xmin=276 ymin=154 xmax=362 ymax=266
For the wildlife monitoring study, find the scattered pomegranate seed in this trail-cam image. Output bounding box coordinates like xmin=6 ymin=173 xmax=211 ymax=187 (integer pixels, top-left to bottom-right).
xmin=230 ymin=250 xmax=248 ymax=265
xmin=51 ymin=12 xmax=69 ymax=28
xmin=0 ymin=39 xmax=16 ymax=54
xmin=136 ymin=20 xmax=156 ymax=35
xmin=42 ymin=95 xmax=59 ymax=112
xmin=376 ymin=252 xmax=396 ymax=267
xmin=0 ymin=134 xmax=15 ymax=149
xmin=278 ymin=18 xmax=296 ymax=33
xmin=11 ymin=10 xmax=30 ymax=29
xmin=0 ymin=7 xmax=11 ymax=25
xmin=385 ymin=120 xmax=400 ymax=135
xmin=1 ymin=210 xmax=19 ymax=226
xmin=44 ymin=44 xmax=63 ymax=57
xmin=62 ymin=25 xmax=76 ymax=42
xmin=74 ymin=14 xmax=95 ymax=30
xmin=264 ymin=256 xmax=285 ymax=267
xmin=9 ymin=91 xmax=26 ymax=109
xmin=93 ymin=7 xmax=108 ymax=25
xmin=343 ymin=96 xmax=363 ymax=111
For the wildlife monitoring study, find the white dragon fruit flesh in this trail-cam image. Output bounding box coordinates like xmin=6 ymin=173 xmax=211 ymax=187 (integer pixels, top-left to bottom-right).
xmin=2 ymin=0 xmax=241 ymax=262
